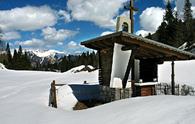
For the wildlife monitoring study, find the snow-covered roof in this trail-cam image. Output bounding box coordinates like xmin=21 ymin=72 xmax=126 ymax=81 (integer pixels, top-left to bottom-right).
xmin=81 ymin=31 xmax=195 ymax=61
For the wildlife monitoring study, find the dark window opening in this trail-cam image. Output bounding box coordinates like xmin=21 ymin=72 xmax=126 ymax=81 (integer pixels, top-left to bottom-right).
xmin=122 ymin=22 xmax=128 ymax=32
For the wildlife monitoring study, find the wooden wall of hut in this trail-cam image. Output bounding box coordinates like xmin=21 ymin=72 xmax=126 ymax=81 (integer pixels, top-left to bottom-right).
xmin=140 ymin=59 xmax=158 ymax=82
xmin=99 ymin=48 xmax=113 ymax=86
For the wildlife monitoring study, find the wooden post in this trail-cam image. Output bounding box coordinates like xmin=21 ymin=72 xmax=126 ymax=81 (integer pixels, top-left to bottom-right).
xmin=130 ymin=0 xmax=134 ymax=33
xmin=171 ymin=61 xmax=175 ymax=95
xmin=122 ymin=50 xmax=135 ymax=88
xmin=51 ymin=80 xmax=57 ymax=108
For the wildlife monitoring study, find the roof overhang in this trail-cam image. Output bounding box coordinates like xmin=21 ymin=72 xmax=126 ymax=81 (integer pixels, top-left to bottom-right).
xmin=81 ymin=31 xmax=195 ymax=61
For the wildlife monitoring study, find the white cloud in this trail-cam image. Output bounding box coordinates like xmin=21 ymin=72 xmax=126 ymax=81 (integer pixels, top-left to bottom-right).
xmin=140 ymin=7 xmax=165 ymax=32
xmin=14 ymin=27 xmax=78 ymax=49
xmin=16 ymin=38 xmax=44 ymax=48
xmin=42 ymin=27 xmax=78 ymax=44
xmin=0 ymin=6 xmax=57 ymax=31
xmin=100 ymin=31 xmax=113 ymax=36
xmin=66 ymin=41 xmax=88 ymax=54
xmin=67 ymin=0 xmax=126 ymax=29
xmin=2 ymin=31 xmax=21 ymax=40
xmin=67 ymin=41 xmax=79 ymax=49
xmin=135 ymin=30 xmax=151 ymax=37
xmin=58 ymin=10 xmax=71 ymax=23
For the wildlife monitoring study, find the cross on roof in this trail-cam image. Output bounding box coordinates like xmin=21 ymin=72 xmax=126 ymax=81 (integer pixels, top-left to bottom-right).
xmin=124 ymin=0 xmax=138 ymax=33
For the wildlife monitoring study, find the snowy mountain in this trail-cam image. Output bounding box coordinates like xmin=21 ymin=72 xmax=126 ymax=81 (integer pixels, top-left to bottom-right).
xmin=31 ymin=49 xmax=65 ymax=58
xmin=26 ymin=49 xmax=66 ymax=65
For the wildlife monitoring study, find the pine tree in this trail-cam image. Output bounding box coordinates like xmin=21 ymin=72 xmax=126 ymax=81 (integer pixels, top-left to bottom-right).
xmin=13 ymin=49 xmax=18 ymax=69
xmin=183 ymin=0 xmax=194 ymax=47
xmin=174 ymin=12 xmax=185 ymax=47
xmin=156 ymin=1 xmax=178 ymax=47
xmin=164 ymin=1 xmax=178 ymax=46
xmin=156 ymin=21 xmax=168 ymax=44
xmin=18 ymin=45 xmax=23 ymax=58
xmin=146 ymin=33 xmax=152 ymax=40
xmin=23 ymin=51 xmax=31 ymax=70
xmin=164 ymin=0 xmax=174 ymax=25
xmin=6 ymin=43 xmax=13 ymax=69
xmin=0 ymin=28 xmax=5 ymax=51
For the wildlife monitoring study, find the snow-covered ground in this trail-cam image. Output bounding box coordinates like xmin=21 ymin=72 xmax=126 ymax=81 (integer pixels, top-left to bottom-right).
xmin=1 ymin=63 xmax=195 ymax=124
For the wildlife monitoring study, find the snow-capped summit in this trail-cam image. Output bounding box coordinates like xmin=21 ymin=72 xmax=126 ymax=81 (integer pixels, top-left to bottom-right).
xmin=25 ymin=49 xmax=66 ymax=65
xmin=32 ymin=49 xmax=65 ymax=58
xmin=28 ymin=49 xmax=66 ymax=58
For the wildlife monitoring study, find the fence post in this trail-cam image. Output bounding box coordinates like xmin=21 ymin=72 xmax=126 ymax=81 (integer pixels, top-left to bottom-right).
xmin=171 ymin=61 xmax=175 ymax=95
xmin=51 ymin=80 xmax=57 ymax=108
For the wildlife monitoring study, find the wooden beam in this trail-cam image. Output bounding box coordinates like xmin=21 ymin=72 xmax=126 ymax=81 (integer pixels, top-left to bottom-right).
xmin=122 ymin=48 xmax=137 ymax=88
xmin=121 ymin=37 xmax=190 ymax=60
xmin=121 ymin=45 xmax=139 ymax=51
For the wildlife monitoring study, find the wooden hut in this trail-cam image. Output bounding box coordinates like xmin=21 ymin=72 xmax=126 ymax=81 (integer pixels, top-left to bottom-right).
xmin=81 ymin=31 xmax=195 ymax=97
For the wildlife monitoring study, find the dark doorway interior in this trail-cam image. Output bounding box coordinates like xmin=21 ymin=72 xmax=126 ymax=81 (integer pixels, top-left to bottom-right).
xmin=140 ymin=59 xmax=158 ymax=82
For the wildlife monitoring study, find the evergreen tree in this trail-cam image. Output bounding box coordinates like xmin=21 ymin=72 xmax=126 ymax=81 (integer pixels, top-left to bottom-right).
xmin=23 ymin=51 xmax=31 ymax=70
xmin=156 ymin=1 xmax=178 ymax=47
xmin=13 ymin=49 xmax=19 ymax=69
xmin=18 ymin=45 xmax=23 ymax=58
xmin=183 ymin=0 xmax=194 ymax=47
xmin=164 ymin=0 xmax=174 ymax=25
xmin=174 ymin=12 xmax=185 ymax=47
xmin=6 ymin=43 xmax=13 ymax=68
xmin=156 ymin=21 xmax=168 ymax=44
xmin=145 ymin=33 xmax=152 ymax=40
xmin=0 ymin=29 xmax=4 ymax=51
xmin=164 ymin=1 xmax=178 ymax=46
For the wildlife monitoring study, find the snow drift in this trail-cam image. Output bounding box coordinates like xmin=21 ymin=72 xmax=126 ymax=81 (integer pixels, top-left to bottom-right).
xmin=67 ymin=65 xmax=95 ymax=73
xmin=1 ymin=65 xmax=195 ymax=124
xmin=0 ymin=63 xmax=7 ymax=70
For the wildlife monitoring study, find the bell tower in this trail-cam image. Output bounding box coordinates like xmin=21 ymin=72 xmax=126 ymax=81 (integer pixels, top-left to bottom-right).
xmin=116 ymin=16 xmax=131 ymax=33
xmin=116 ymin=0 xmax=138 ymax=33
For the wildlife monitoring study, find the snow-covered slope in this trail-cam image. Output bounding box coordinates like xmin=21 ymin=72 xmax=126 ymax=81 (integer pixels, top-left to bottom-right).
xmin=0 ymin=63 xmax=6 ymax=70
xmin=1 ymin=68 xmax=195 ymax=124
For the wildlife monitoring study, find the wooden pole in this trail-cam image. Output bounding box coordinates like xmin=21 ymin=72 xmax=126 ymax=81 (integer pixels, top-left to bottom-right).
xmin=171 ymin=61 xmax=175 ymax=95
xmin=130 ymin=0 xmax=134 ymax=33
xmin=51 ymin=80 xmax=57 ymax=108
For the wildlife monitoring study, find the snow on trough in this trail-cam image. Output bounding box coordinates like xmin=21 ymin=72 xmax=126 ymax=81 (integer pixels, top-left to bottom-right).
xmin=0 ymin=64 xmax=195 ymax=124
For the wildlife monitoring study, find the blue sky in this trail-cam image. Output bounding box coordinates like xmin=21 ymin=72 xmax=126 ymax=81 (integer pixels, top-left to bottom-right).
xmin=0 ymin=0 xmax=194 ymax=54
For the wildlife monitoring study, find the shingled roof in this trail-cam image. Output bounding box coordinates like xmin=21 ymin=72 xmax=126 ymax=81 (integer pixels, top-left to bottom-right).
xmin=81 ymin=31 xmax=195 ymax=61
